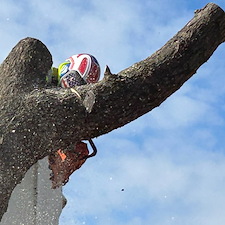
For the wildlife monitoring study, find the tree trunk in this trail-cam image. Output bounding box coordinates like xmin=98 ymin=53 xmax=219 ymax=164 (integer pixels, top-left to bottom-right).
xmin=0 ymin=3 xmax=225 ymax=221
xmin=0 ymin=158 xmax=65 ymax=225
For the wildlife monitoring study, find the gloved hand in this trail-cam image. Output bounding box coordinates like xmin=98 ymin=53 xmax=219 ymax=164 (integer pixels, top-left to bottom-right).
xmin=46 ymin=67 xmax=58 ymax=85
xmin=59 ymin=70 xmax=86 ymax=88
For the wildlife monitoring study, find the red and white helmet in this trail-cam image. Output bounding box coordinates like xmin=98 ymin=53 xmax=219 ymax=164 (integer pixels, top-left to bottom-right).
xmin=66 ymin=54 xmax=100 ymax=83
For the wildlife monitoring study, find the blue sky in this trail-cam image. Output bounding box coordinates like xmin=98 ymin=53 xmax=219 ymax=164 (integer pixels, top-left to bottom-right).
xmin=1 ymin=0 xmax=225 ymax=224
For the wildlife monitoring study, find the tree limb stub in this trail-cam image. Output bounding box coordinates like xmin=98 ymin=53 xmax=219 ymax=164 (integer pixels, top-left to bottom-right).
xmin=0 ymin=3 xmax=225 ymax=220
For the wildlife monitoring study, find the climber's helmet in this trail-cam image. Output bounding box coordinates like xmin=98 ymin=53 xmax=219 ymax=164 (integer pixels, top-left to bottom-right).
xmin=58 ymin=54 xmax=100 ymax=84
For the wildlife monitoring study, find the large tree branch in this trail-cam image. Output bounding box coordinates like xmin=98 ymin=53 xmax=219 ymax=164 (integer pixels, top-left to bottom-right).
xmin=0 ymin=3 xmax=225 ymax=220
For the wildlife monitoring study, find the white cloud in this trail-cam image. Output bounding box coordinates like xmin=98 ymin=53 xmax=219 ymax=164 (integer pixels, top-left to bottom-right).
xmin=60 ymin=135 xmax=225 ymax=225
xmin=0 ymin=0 xmax=193 ymax=73
xmin=150 ymin=92 xmax=224 ymax=129
xmin=1 ymin=0 xmax=225 ymax=225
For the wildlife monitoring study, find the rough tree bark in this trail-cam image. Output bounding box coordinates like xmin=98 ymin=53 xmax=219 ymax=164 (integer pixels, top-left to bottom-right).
xmin=0 ymin=3 xmax=225 ymax=221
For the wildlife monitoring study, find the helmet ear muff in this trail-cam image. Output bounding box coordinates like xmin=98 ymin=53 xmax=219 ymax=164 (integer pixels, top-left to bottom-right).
xmin=59 ymin=70 xmax=86 ymax=88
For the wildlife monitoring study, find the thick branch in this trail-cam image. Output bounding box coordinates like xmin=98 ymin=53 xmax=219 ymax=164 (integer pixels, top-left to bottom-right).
xmin=85 ymin=3 xmax=225 ymax=135
xmin=0 ymin=38 xmax=52 ymax=219
xmin=0 ymin=2 xmax=225 ymax=221
xmin=24 ymin=3 xmax=225 ymax=141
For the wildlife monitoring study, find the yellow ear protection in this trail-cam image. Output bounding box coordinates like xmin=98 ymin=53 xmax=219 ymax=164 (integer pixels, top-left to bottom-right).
xmin=57 ymin=61 xmax=70 ymax=82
